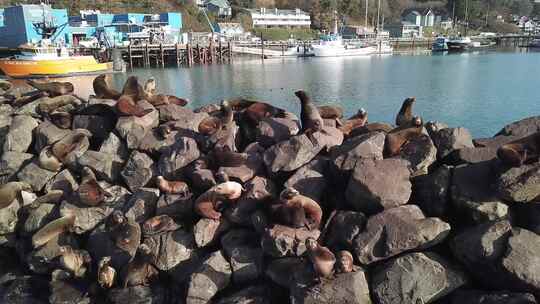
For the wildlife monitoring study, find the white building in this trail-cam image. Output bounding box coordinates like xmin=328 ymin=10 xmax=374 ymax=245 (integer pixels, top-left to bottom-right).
xmin=248 ymin=8 xmax=311 ymax=28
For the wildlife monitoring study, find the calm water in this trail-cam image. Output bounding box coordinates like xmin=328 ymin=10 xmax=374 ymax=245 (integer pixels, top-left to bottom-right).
xmin=70 ymin=49 xmax=540 ymax=138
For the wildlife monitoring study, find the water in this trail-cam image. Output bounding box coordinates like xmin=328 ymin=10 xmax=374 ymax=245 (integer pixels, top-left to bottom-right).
xmin=71 ymin=49 xmax=540 ymax=138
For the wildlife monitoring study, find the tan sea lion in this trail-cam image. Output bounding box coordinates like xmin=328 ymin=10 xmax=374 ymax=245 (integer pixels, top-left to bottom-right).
xmin=305 ymin=237 xmax=336 ymax=279
xmin=143 ymin=77 xmax=156 ymax=97
xmin=77 ymin=167 xmax=111 ymax=206
xmin=98 ymin=256 xmax=116 ymax=289
xmin=280 ymin=187 xmax=322 ymax=230
xmin=59 ymin=246 xmax=92 ymax=278
xmin=93 ymin=74 xmax=122 ymax=100
xmin=38 ymin=147 xmax=62 ymax=172
xmin=116 ymin=95 xmax=153 ymax=117
xmin=29 ymin=190 xmax=64 ymax=209
xmin=32 ymin=213 xmax=76 ymax=248
xmin=37 ymin=95 xmax=80 ymax=114
xmin=336 ymin=250 xmax=355 ymax=273
xmin=194 ymin=181 xmax=244 ymax=220
xmin=318 ymin=105 xmax=343 ymax=121
xmin=497 ymin=131 xmax=540 ymax=167
xmin=384 ymin=116 xmax=424 ymax=157
xmin=142 ymin=215 xmax=180 ymax=236
xmin=0 ymin=182 xmax=32 ymax=209
xmin=156 ymin=176 xmax=189 ymax=195
xmin=295 ymin=90 xmax=324 ymax=136
xmin=27 ymin=80 xmax=74 ymax=97
xmin=198 ymin=116 xmax=223 ymax=135
xmin=121 ymin=243 xmax=158 ymax=287
xmin=339 ymin=108 xmax=368 ymax=136
xmin=395 ymin=97 xmax=416 ymax=127
xmin=51 ymin=129 xmax=91 ymax=162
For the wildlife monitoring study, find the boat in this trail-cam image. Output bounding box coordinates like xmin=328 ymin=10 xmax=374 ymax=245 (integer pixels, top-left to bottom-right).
xmin=527 ymin=39 xmax=540 ymax=48
xmin=312 ymin=34 xmax=377 ymax=57
xmin=447 ymin=36 xmax=472 ymax=52
xmin=0 ymin=43 xmax=112 ymax=78
xmin=432 ymin=37 xmax=449 ymax=52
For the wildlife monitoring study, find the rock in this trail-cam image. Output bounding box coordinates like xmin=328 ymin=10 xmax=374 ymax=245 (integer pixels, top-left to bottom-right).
xmin=59 ymin=197 xmax=124 ymax=234
xmin=158 ymin=137 xmax=200 ymax=179
xmin=496 ymin=115 xmax=540 ymax=137
xmin=221 ymin=229 xmax=263 ymax=284
xmin=261 ymin=224 xmax=320 ymax=257
xmin=371 ymin=252 xmax=468 ymax=304
xmin=312 ymin=126 xmax=344 ymax=151
xmin=21 ymin=203 xmax=56 ymax=236
xmin=496 ymin=162 xmax=540 ymax=203
xmin=284 ymin=158 xmax=327 ymax=202
xmin=345 ymin=158 xmax=412 ymax=214
xmin=216 ymin=285 xmax=270 ymax=304
xmin=450 ymin=146 xmax=499 ymax=164
xmin=323 ymin=210 xmax=366 ymax=251
xmin=77 ymin=150 xmax=122 ymax=183
xmin=413 ymin=164 xmax=452 ymax=217
xmin=108 ymin=286 xmax=167 ymax=304
xmin=44 ymin=169 xmax=79 ymax=194
xmin=120 ymin=151 xmax=155 ymax=192
xmin=256 ymin=117 xmax=300 ymax=148
xmin=17 ymin=162 xmax=57 ymax=191
xmin=432 ymin=127 xmax=474 ymax=160
xmin=500 ymin=228 xmax=540 ymax=293
xmin=27 ymin=233 xmax=79 ymax=274
xmin=33 ymin=121 xmax=71 ymax=152
xmin=264 ymin=134 xmax=324 ymax=174
xmin=49 ymin=278 xmax=91 ymax=304
xmin=425 ymin=121 xmax=448 ymax=138
xmin=0 ymin=196 xmax=23 ymax=237
xmin=124 ymin=188 xmax=160 ymax=223
xmin=226 ymin=176 xmax=277 ymax=225
xmin=353 ymin=205 xmax=451 ymax=265
xmin=474 ymin=135 xmax=521 ymax=148
xmin=290 ymin=270 xmax=372 ymax=304
xmin=217 ymin=165 xmax=256 ymax=184
xmin=115 ymin=101 xmax=158 ymax=148
xmin=72 ymin=114 xmax=114 ymax=142
xmin=86 ymin=222 xmax=139 ymax=271
xmin=99 ymin=131 xmax=129 ymax=161
xmin=3 ymin=115 xmax=39 ymax=153
xmin=514 ymin=203 xmax=540 ymax=235
xmin=397 ymin=133 xmax=437 ymax=176
xmin=452 ymin=162 xmax=509 ymax=224
xmin=186 ymin=250 xmax=232 ymax=304
xmin=2 ymin=276 xmax=49 ymax=304
xmin=452 ymin=290 xmax=537 ymax=304
xmin=155 ymin=193 xmax=195 ymax=220
xmin=194 ymin=218 xmax=232 ymax=248
xmin=158 ymin=104 xmax=201 ymax=126
xmin=0 ymin=151 xmax=33 ymax=184
xmin=265 ymin=257 xmax=305 ymax=287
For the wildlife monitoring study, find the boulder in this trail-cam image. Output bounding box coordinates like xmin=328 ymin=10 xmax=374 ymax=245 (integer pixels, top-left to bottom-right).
xmin=323 ymin=210 xmax=367 ymax=251
xmin=265 ymin=257 xmax=305 ymax=287
xmin=284 ymin=157 xmax=327 ymax=202
xmin=108 ymin=286 xmax=167 ymax=304
xmin=21 ymin=203 xmax=56 ymax=236
xmin=77 ymin=150 xmax=122 ymax=183
xmin=500 ymin=228 xmax=540 ymax=293
xmin=221 ymin=229 xmax=263 ymax=284
xmin=120 ymin=151 xmax=155 ymax=192
xmin=474 ymin=135 xmax=521 ymax=148
xmin=158 ymin=137 xmax=200 ymax=179
xmin=86 ymin=222 xmax=139 ymax=271
xmin=158 ymin=104 xmax=204 ymax=127
xmin=353 ymin=205 xmax=450 ymax=265
xmin=3 ymin=115 xmax=39 ymax=153
xmin=256 ymin=117 xmax=300 ymax=148
xmin=17 ymin=162 xmax=57 ymax=192
xmin=451 ymin=146 xmax=499 ymax=164
xmin=0 ymin=196 xmax=24 ymax=238
xmin=186 ymin=250 xmax=232 ymax=304
xmin=496 ymin=162 xmax=540 ymax=203
xmin=216 ymin=285 xmax=270 ymax=304
xmin=397 ymin=134 xmax=437 ymax=176
xmin=0 ymin=151 xmax=33 ymax=184
xmin=226 ymin=176 xmax=277 ymax=225
xmin=33 ymin=120 xmax=71 ymax=152
xmin=194 ymin=218 xmax=232 ymax=248
xmin=451 ymin=290 xmax=537 ymax=304
xmin=514 ymin=203 xmax=540 ymax=235
xmin=99 ymin=131 xmax=129 ymax=161
xmin=72 ymin=114 xmax=114 ymax=142
xmin=124 ymin=188 xmax=160 ymax=223
xmin=496 ymin=116 xmax=540 ymax=137
xmin=44 ymin=169 xmax=79 ymax=194
xmin=263 ymin=134 xmax=324 ymax=174
xmin=432 ymin=127 xmax=474 ymax=160
xmin=2 ymin=276 xmax=49 ymax=304
xmin=260 ymin=224 xmax=320 ymax=257
xmin=311 ymin=126 xmax=344 ymax=151
xmin=155 ymin=193 xmax=195 ymax=220
xmin=27 ymin=233 xmax=79 ymax=274
xmin=371 ymin=252 xmax=468 ymax=304
xmin=345 ymin=158 xmax=412 ymax=214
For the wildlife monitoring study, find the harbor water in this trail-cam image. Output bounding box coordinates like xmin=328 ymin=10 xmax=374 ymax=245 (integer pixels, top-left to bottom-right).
xmin=68 ymin=48 xmax=540 ymax=138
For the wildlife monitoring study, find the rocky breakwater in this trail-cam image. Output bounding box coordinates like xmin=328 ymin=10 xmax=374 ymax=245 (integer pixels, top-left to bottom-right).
xmin=0 ymin=76 xmax=539 ymax=304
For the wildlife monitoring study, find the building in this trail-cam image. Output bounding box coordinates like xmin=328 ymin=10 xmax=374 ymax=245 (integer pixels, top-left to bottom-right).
xmin=341 ymin=25 xmax=375 ymax=39
xmin=401 ymin=8 xmax=444 ymax=27
xmin=386 ymin=22 xmax=423 ymax=38
xmin=215 ymin=22 xmax=244 ymax=39
xmin=205 ymin=0 xmax=232 ymax=18
xmin=248 ymin=8 xmax=311 ymax=28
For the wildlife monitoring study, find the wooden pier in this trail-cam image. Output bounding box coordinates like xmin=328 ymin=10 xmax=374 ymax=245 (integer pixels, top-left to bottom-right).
xmin=117 ymin=43 xmax=232 ymax=69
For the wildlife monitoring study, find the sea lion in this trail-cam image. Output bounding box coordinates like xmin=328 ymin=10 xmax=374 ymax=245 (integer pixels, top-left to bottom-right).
xmin=339 ymin=108 xmax=368 ymax=136
xmin=0 ymin=79 xmax=13 ymax=92
xmin=295 ymin=90 xmax=324 ymax=136
xmin=318 ymin=105 xmax=343 ymax=121
xmin=11 ymin=90 xmax=49 ymax=107
xmin=142 ymin=215 xmax=180 ymax=236
xmin=194 ymin=181 xmax=244 ymax=220
xmin=143 ymin=77 xmax=156 ymax=97
xmin=244 ymin=101 xmax=286 ymax=125
xmin=109 ymin=211 xmax=141 ymax=255
xmin=208 ymin=149 xmax=249 ymax=168
xmin=189 ymin=160 xmax=217 ymax=192
xmin=156 ymin=176 xmax=189 ymax=195
xmin=305 ymin=237 xmax=336 ymax=279
xmin=93 ymin=74 xmax=122 ymax=100
xmin=59 ymin=246 xmax=92 ymax=278
xmin=121 ymin=76 xmax=145 ymax=100
xmin=77 ymin=167 xmax=111 ymax=206
xmin=280 ymin=187 xmax=322 ymax=230
xmin=48 ymin=111 xmax=72 ymax=129
xmin=395 ymin=97 xmax=416 ymax=127
xmin=98 ymin=256 xmax=116 ymax=289
xmin=0 ymin=182 xmax=32 ymax=209
xmin=497 ymin=131 xmax=540 ymax=167
xmin=270 ymin=202 xmax=307 ymax=229
xmin=147 ymin=94 xmax=188 ymax=107
xmin=116 ymin=95 xmax=153 ymax=117
xmin=198 ymin=116 xmax=223 ymax=135
xmin=37 ymin=95 xmax=80 ymax=115
xmin=29 ymin=190 xmax=64 ymax=209
xmin=335 ymin=250 xmax=355 ymax=273
xmin=384 ymin=116 xmax=424 ymax=157
xmin=51 ymin=129 xmax=92 ymax=162
xmin=32 ymin=213 xmax=76 ymax=248
xmin=121 ymin=243 xmax=158 ymax=287
xmin=27 ymin=80 xmax=74 ymax=97
xmin=38 ymin=147 xmax=62 ymax=172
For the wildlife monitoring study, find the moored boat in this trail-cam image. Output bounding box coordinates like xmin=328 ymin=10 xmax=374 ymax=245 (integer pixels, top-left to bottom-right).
xmin=432 ymin=37 xmax=449 ymax=52
xmin=447 ymin=36 xmax=472 ymax=52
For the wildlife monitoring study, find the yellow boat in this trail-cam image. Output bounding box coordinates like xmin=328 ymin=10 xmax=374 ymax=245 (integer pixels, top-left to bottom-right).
xmin=0 ymin=45 xmax=112 ymax=78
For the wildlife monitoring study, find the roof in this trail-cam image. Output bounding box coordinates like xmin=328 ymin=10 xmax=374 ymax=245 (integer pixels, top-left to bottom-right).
xmin=247 ymin=8 xmax=309 ymax=15
xmin=402 ymin=7 xmax=446 ymax=18
xmin=205 ymin=0 xmax=230 ymax=8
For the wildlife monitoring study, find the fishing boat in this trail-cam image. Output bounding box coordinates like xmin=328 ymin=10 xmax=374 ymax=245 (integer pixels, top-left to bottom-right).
xmin=527 ymin=39 xmax=540 ymax=48
xmin=432 ymin=37 xmax=449 ymax=52
xmin=312 ymin=34 xmax=377 ymax=57
xmin=447 ymin=36 xmax=472 ymax=52
xmin=0 ymin=43 xmax=112 ymax=78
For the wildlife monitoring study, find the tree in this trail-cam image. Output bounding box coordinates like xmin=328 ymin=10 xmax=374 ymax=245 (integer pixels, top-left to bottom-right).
xmin=510 ymin=0 xmax=533 ymax=16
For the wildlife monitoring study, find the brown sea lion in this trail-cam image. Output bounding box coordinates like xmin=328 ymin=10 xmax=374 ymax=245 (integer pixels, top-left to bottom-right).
xmin=208 ymin=149 xmax=248 ymax=168
xmin=38 ymin=147 xmax=62 ymax=172
xmin=51 ymin=129 xmax=92 ymax=162
xmin=143 ymin=77 xmax=156 ymax=97
xmin=121 ymin=76 xmax=145 ymax=99
xmin=116 ymin=95 xmax=153 ymax=117
xmin=194 ymin=181 xmax=244 ymax=220
xmin=339 ymin=108 xmax=368 ymax=136
xmin=189 ymin=160 xmax=217 ymax=191
xmin=11 ymin=90 xmax=49 ymax=107
xmin=384 ymin=116 xmax=424 ymax=157
xmin=142 ymin=215 xmax=180 ymax=236
xmin=318 ymin=105 xmax=343 ymax=120
xmin=27 ymin=80 xmax=74 ymax=97
xmin=59 ymin=246 xmax=92 ymax=278
xmin=497 ymin=131 xmax=540 ymax=167
xmin=0 ymin=182 xmax=32 ymax=209
xmin=156 ymin=176 xmax=189 ymax=195
xmin=295 ymin=90 xmax=324 ymax=136
xmin=270 ymin=202 xmax=307 ymax=229
xmin=225 ymin=98 xmax=257 ymax=111
xmin=32 ymin=213 xmax=76 ymax=248
xmin=279 ymin=188 xmax=322 ymax=230
xmin=395 ymin=97 xmax=416 ymax=127
xmin=110 ymin=212 xmax=141 ymax=254
xmin=305 ymin=237 xmax=336 ymax=279
xmin=244 ymin=101 xmax=286 ymax=125
xmin=98 ymin=256 xmax=116 ymax=289
xmin=198 ymin=116 xmax=223 ymax=135
xmin=121 ymin=244 xmax=158 ymax=287
xmin=77 ymin=167 xmax=111 ymax=206
xmin=336 ymin=250 xmax=355 ymax=273
xmin=93 ymin=74 xmax=122 ymax=100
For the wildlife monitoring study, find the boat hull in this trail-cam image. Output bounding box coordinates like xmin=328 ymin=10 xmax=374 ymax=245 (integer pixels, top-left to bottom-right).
xmin=0 ymin=56 xmax=113 ymax=78
xmin=447 ymin=42 xmax=470 ymax=52
xmin=313 ymin=46 xmax=376 ymax=57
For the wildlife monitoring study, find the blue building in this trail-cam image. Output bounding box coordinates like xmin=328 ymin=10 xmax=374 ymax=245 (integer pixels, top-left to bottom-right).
xmin=0 ymin=4 xmax=70 ymax=48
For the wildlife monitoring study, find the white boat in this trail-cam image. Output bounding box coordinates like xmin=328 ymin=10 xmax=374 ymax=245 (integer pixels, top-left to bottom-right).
xmin=312 ymin=34 xmax=377 ymax=57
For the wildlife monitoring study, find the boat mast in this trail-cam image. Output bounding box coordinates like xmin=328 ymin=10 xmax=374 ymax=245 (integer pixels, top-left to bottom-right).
xmin=376 ymin=0 xmax=381 ymax=33
xmin=365 ymin=0 xmax=368 ymax=30
xmin=464 ymin=0 xmax=469 ymax=36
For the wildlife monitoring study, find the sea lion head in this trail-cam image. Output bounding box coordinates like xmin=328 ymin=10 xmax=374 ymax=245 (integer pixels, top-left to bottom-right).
xmin=404 ymin=97 xmax=416 ymax=106
xmin=280 ymin=187 xmax=300 ymax=201
xmin=221 ymin=100 xmax=230 ymax=108
xmin=215 ymin=171 xmax=229 ymax=183
xmin=214 ymin=181 xmax=243 ymax=200
xmin=413 ymin=116 xmax=423 ymax=127
xmin=294 ymin=90 xmax=308 ymax=102
xmin=336 ymin=250 xmax=354 ymax=273
xmin=110 ymin=210 xmax=125 ymax=225
xmin=305 ymin=237 xmax=318 ymax=251
xmin=284 ymin=203 xmax=307 ymax=229
xmin=358 ymin=108 xmax=367 ymax=117
xmin=138 ymin=243 xmax=152 ymax=256
xmin=193 ymin=159 xmax=207 ymax=170
xmin=158 ymin=124 xmax=173 ymax=139
xmin=99 ymin=256 xmax=112 ymax=267
xmin=65 ymin=82 xmax=75 ymax=93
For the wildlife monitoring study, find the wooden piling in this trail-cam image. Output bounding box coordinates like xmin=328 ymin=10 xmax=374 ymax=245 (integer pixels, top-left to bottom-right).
xmin=128 ymin=45 xmax=133 ymax=69
xmin=175 ymin=43 xmax=180 ymax=67
xmin=160 ymin=44 xmax=164 ymax=68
